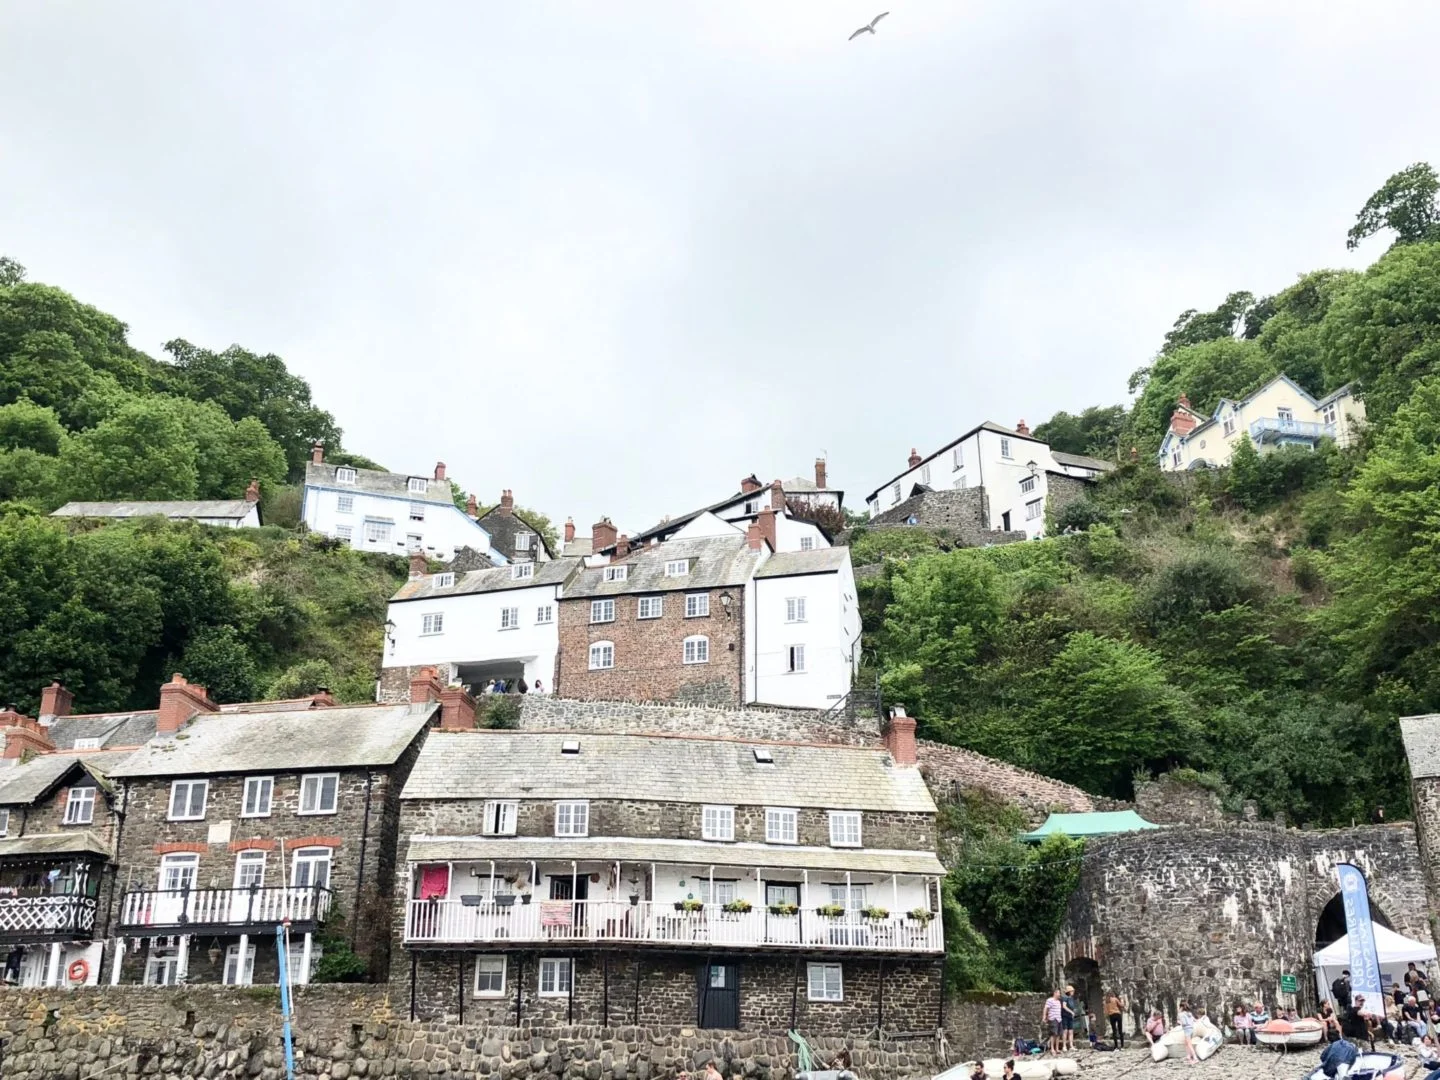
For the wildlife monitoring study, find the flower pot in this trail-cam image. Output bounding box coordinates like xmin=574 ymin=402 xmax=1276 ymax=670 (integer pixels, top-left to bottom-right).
xmin=629 ymin=895 xmax=640 ymax=906
xmin=520 ymin=894 xmax=532 ymax=905
xmin=495 ymin=894 xmax=516 ymax=907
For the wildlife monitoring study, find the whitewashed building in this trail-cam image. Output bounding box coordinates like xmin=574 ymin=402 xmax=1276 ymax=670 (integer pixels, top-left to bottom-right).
xmin=863 ymin=421 xmax=1112 ymax=539
xmin=302 ymin=445 xmax=501 ymax=564
xmin=751 ymin=549 xmax=862 ymax=711
xmin=52 ymin=481 xmax=264 ymax=529
xmin=1158 ymin=375 xmax=1366 ymax=472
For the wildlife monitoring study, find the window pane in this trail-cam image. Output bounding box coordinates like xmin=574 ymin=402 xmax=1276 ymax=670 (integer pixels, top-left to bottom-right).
xmin=322 ymin=775 xmax=338 ymax=810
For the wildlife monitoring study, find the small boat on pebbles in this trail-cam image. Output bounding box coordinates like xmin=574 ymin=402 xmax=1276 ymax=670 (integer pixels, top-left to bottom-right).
xmin=1255 ymin=1018 xmax=1325 ymax=1049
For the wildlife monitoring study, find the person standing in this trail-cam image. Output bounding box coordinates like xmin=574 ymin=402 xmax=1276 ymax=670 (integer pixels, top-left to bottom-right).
xmin=1061 ymin=985 xmax=1079 ymax=1051
xmin=1177 ymin=1002 xmax=1198 ymax=1064
xmin=1104 ymin=990 xmax=1126 ymax=1048
xmin=1333 ymin=970 xmax=1353 ymax=1010
xmin=1042 ymin=990 xmax=1064 ymax=1055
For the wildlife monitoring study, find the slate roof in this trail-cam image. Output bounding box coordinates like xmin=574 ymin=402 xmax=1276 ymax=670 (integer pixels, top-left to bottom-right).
xmin=52 ymin=500 xmax=256 ymax=521
xmin=476 ymin=508 xmax=556 ymax=561
xmin=865 ymin=421 xmax=1047 ymax=502
xmin=304 ymin=462 xmax=456 ymax=505
xmin=107 ymin=703 xmax=438 ymax=778
xmin=401 ymin=730 xmax=936 ymax=813
xmin=562 ymin=538 xmax=592 ymax=558
xmin=561 ymin=536 xmax=761 ymax=599
xmin=48 ymin=712 xmax=158 ymax=751
xmin=754 ymin=549 xmax=850 ymax=578
xmin=1400 ymin=715 xmax=1440 ymax=779
xmin=1050 ymin=451 xmax=1115 ymax=473
xmin=0 ymin=755 xmax=93 ymax=806
xmin=406 ymin=836 xmax=946 ymax=876
xmin=0 ymin=831 xmax=112 ymax=859
xmin=391 ymin=559 xmax=580 ymax=602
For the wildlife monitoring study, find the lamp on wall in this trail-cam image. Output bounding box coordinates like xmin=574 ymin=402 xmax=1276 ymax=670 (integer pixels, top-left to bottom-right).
xmin=1026 ymin=460 xmax=1039 ymax=477
xmin=720 ymin=593 xmax=734 ymax=618
xmin=384 ymin=619 xmax=397 ymax=648
xmin=207 ymin=940 xmax=222 ymax=966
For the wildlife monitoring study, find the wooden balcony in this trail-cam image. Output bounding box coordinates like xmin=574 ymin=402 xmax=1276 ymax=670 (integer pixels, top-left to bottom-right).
xmin=0 ymin=895 xmax=98 ymax=943
xmin=404 ymin=898 xmax=942 ymax=954
xmin=118 ymin=885 xmax=332 ymax=933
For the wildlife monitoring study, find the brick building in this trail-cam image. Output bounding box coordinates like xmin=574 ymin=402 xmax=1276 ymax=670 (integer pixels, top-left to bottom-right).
xmin=393 ymin=714 xmax=945 ymax=1032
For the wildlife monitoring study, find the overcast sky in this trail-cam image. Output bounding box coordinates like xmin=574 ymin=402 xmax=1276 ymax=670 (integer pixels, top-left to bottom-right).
xmin=3 ymin=1 xmax=1438 ymax=531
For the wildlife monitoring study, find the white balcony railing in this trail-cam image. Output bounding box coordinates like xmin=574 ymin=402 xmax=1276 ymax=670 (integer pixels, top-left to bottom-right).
xmin=405 ymin=898 xmax=942 ymax=953
xmin=0 ymin=895 xmax=98 ymax=938
xmin=119 ymin=886 xmax=331 ymax=930
xmin=1249 ymin=417 xmax=1331 ymax=442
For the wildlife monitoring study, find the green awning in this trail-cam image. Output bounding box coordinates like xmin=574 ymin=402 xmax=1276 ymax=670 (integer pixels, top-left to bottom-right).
xmin=1021 ymin=810 xmax=1159 ymax=842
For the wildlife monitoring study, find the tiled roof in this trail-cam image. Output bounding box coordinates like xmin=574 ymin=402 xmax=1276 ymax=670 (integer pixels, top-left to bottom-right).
xmin=755 ymin=549 xmax=850 ymax=578
xmin=405 ymin=836 xmax=945 ymax=876
xmin=1050 ymin=451 xmax=1115 ymax=473
xmin=391 ymin=559 xmax=580 ymax=602
xmin=0 ymin=831 xmax=112 ymax=859
xmin=107 ymin=703 xmax=437 ymax=778
xmin=52 ymin=501 xmax=254 ymax=520
xmin=1401 ymin=715 xmax=1440 ymax=779
xmin=401 ymin=730 xmax=936 ymax=813
xmin=304 ymin=463 xmax=456 ymax=505
xmin=562 ymin=536 xmax=761 ymax=599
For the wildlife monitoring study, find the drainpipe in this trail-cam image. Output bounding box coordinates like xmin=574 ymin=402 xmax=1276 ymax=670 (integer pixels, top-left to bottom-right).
xmin=352 ymin=772 xmax=375 ymax=949
xmin=104 ymin=781 xmax=129 ymax=940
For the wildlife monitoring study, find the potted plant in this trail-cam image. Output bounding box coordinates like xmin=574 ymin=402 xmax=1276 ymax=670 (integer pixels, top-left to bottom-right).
xmin=767 ymin=902 xmax=799 ymax=917
xmin=815 ymin=903 xmax=846 ymax=918
xmin=861 ymin=905 xmax=890 ymax=920
xmin=908 ymin=907 xmax=934 ymax=923
xmin=674 ymin=898 xmax=704 ymax=913
xmin=629 ymin=894 xmax=640 ymax=906
xmin=520 ymin=893 xmax=532 ymax=905
xmin=722 ymin=899 xmax=753 ymax=914
xmin=495 ymin=894 xmax=516 ymax=907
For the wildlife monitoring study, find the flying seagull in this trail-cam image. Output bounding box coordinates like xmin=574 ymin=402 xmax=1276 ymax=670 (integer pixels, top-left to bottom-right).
xmin=849 ymin=11 xmax=889 ymax=40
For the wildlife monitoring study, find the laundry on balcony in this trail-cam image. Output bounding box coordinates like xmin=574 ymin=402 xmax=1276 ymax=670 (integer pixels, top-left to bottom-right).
xmin=540 ymin=900 xmax=574 ymax=928
xmin=419 ymin=865 xmax=450 ymax=900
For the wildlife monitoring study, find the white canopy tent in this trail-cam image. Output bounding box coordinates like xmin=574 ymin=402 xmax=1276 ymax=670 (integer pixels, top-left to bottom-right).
xmin=1314 ymin=923 xmax=1438 ymax=1005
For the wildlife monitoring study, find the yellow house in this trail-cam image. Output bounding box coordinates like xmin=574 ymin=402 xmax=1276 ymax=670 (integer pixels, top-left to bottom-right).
xmin=1158 ymin=375 xmax=1365 ymax=472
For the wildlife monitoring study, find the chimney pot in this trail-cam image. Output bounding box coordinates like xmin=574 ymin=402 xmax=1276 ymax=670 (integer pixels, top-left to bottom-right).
xmin=613 ymin=534 xmax=631 ymax=560
xmin=409 ymin=666 xmax=446 ymax=708
xmin=157 ymin=671 xmax=218 ymax=735
xmin=756 ymin=508 xmax=776 ymax=553
xmin=815 ymin=458 xmax=828 ymax=490
xmin=40 ymin=681 xmax=74 ymax=721
xmin=244 ymin=479 xmax=261 ymax=503
xmin=745 ymin=521 xmax=764 ymax=552
xmin=1016 ymin=419 xmax=1030 ymax=437
xmin=907 ymin=448 xmax=922 ymax=469
xmin=739 ymin=476 xmax=762 ymax=495
xmin=884 ymin=706 xmax=917 ymax=767
xmin=0 ymin=708 xmax=55 ymax=759
xmin=465 ymin=493 xmax=479 ymax=519
xmin=591 ymin=518 xmax=617 ymax=555
xmin=434 ymin=461 xmax=447 ymax=481
xmin=499 ymin=490 xmax=514 ymax=516
xmin=564 ymin=518 xmax=576 ymax=544
xmin=409 ymin=551 xmax=429 ymax=579
xmin=311 ymin=442 xmax=324 ymax=465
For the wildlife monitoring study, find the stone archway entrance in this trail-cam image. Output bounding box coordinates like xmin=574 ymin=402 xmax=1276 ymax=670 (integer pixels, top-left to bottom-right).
xmin=1314 ymin=892 xmax=1392 ymax=951
xmin=1064 ymin=957 xmax=1103 ymax=1026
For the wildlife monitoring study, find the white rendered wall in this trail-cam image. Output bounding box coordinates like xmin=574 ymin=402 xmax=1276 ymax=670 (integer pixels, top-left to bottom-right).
xmin=303 ymin=485 xmax=496 ymax=562
xmin=753 ymin=571 xmax=854 ymax=710
xmin=384 ymin=583 xmax=560 ymax=686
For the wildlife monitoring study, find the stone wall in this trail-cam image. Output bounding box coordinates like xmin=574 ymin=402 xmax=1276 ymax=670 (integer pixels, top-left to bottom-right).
xmin=917 ymin=740 xmax=1093 ymax=821
xmin=1133 ymin=775 xmax=1224 ymax=825
xmin=943 ymin=991 xmax=1048 ymax=1053
xmin=1048 ymin=822 xmax=1430 ymax=1028
xmin=517 ymin=697 xmax=882 ymax=746
xmin=1411 ymin=774 xmax=1440 ymax=926
xmin=1042 ymin=474 xmax=1094 ymax=525
xmin=861 ymin=488 xmax=1026 ymax=549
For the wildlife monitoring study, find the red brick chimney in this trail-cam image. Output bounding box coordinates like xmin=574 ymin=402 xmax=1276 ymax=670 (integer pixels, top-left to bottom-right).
xmin=244 ymin=479 xmax=260 ymax=503
xmin=1169 ymin=395 xmax=1199 ymax=437
xmin=745 ymin=521 xmax=764 ymax=552
xmin=499 ymin=490 xmax=514 ymax=516
xmin=438 ymin=685 xmax=477 ymax=730
xmin=564 ymin=518 xmax=576 ymax=545
xmin=907 ymin=448 xmax=922 ymax=469
xmin=311 ymin=442 xmax=324 ymax=465
xmin=409 ymin=552 xmax=429 ymax=579
xmin=740 ymin=475 xmax=762 ymax=495
xmin=614 ymin=534 xmax=630 ymax=560
xmin=308 ymin=689 xmax=337 ymax=708
xmin=409 ymin=666 xmax=445 ymax=707
xmin=39 ymin=682 xmax=74 ymax=721
xmin=884 ymin=705 xmax=917 ymax=767
xmin=465 ymin=494 xmax=479 ymax=519
xmin=1016 ymin=419 xmax=1030 ymax=437
xmin=770 ymin=480 xmax=785 ymax=511
xmin=815 ymin=458 xmax=828 ymax=489
xmin=0 ymin=708 xmax=55 ymax=759
xmin=592 ymin=518 xmax=617 ymax=554
xmin=756 ymin=508 xmax=777 ymax=553
xmin=157 ymin=673 xmax=218 ymax=735
xmin=434 ymin=461 xmax=447 ymax=481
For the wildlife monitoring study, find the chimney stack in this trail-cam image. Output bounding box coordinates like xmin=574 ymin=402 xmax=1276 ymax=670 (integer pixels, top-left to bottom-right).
xmin=907 ymin=448 xmax=922 ymax=469
xmin=1168 ymin=395 xmax=1199 ymax=437
xmin=39 ymin=682 xmax=73 ymax=722
xmin=311 ymin=442 xmax=325 ymax=465
xmin=409 ymin=666 xmax=446 ymax=708
xmin=244 ymin=479 xmax=261 ymax=504
xmin=438 ymin=685 xmax=477 ymax=730
xmin=409 ymin=551 xmax=429 ymax=579
xmin=499 ymin=490 xmax=514 ymax=516
xmin=884 ymin=705 xmax=917 ymax=767
xmin=157 ymin=673 xmax=218 ymax=735
xmin=770 ymin=479 xmax=785 ymax=511
xmin=815 ymin=458 xmax=828 ymax=489
xmin=0 ymin=707 xmax=55 ymax=759
xmin=1016 ymin=419 xmax=1030 ymax=437
xmin=592 ymin=518 xmax=617 ymax=554
xmin=434 ymin=461 xmax=447 ymax=481
xmin=465 ymin=494 xmax=479 ymax=519
xmin=739 ymin=476 xmax=762 ymax=495
xmin=309 ymin=688 xmax=337 ymax=708
xmin=745 ymin=521 xmax=764 ymax=552
xmin=564 ymin=518 xmax=576 ymax=544
xmin=614 ymin=534 xmax=631 ymax=560
xmin=756 ymin=508 xmax=777 ymax=553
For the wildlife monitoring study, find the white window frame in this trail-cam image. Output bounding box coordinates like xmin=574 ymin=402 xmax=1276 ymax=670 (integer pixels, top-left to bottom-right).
xmin=408 ymin=477 xmax=429 ymax=494
xmin=406 ymin=533 xmax=423 ymax=551
xmin=1025 ymin=498 xmax=1043 ymax=521
xmin=765 ymin=807 xmax=798 ymax=845
xmin=702 ymin=805 xmax=735 ymax=842
xmin=63 ymin=786 xmax=95 ymax=825
xmin=697 ymin=879 xmax=737 ymax=906
xmin=637 ymin=596 xmax=663 ymax=620
xmin=500 ymin=607 xmax=519 ymax=630
xmin=744 ymin=499 xmax=759 ymax=515
xmin=538 ymin=958 xmax=572 ymax=997
xmin=589 ymin=641 xmax=615 ymax=670
xmin=474 ymin=955 xmax=507 ymax=998
xmin=512 ymin=563 xmax=534 ymax=580
xmin=1223 ymin=416 xmax=1236 ymax=436
xmin=604 ymin=565 xmax=628 ymax=582
xmin=422 ymin=612 xmax=444 ymax=635
xmin=785 ymin=597 xmax=806 ymax=623
xmin=71 ymin=737 xmax=102 ymax=750
xmin=482 ymin=800 xmax=518 ymax=837
xmin=920 ymin=463 xmax=931 ymax=484
xmin=1171 ymin=450 xmax=1182 ymax=468
xmin=536 ymin=604 xmax=554 ymax=624
xmin=683 ymin=636 xmax=709 ymax=665
xmin=514 ymin=533 xmax=532 ymax=552
xmin=0 ymin=809 xmax=8 ymax=838
xmin=1000 ymin=437 xmax=1012 ymax=459
xmin=808 ymin=962 xmax=844 ymax=1002
xmin=144 ymin=948 xmax=180 ymax=986
xmin=590 ymin=599 xmax=615 ymax=624
xmin=1278 ymin=406 xmax=1294 ymax=422
xmin=890 ymin=482 xmax=901 ymax=505
xmin=664 ymin=560 xmax=689 ymax=578
xmin=788 ymin=645 xmax=806 ymax=673
xmin=291 ymin=846 xmax=332 ymax=890
xmin=799 ymin=536 xmax=814 ymax=551
xmin=241 ymin=776 xmax=273 ymax=818
xmin=954 ymin=476 xmax=967 ymax=490
xmin=299 ymin=773 xmax=340 ymax=816
xmin=335 ymin=524 xmax=353 ymax=541
xmin=233 ymin=850 xmax=267 ymax=890
xmin=435 ymin=572 xmax=454 ymax=588
xmin=829 ymin=811 xmax=862 ymax=848
xmin=168 ymin=780 xmax=208 ymax=821
xmin=1020 ymin=475 xmax=1036 ymax=494
xmin=363 ymin=520 xmax=392 ymax=544
xmin=336 ymin=494 xmax=354 ymax=514
xmin=554 ymin=800 xmax=590 ymax=837
xmin=408 ymin=502 xmax=426 ymax=522
xmin=685 ymin=594 xmax=709 ymax=618
xmin=335 ymin=467 xmax=357 ymax=485
xmin=221 ymin=942 xmax=256 ymax=986
xmin=827 ymin=883 xmax=868 ymax=910
xmin=953 ymin=445 xmax=964 ymax=469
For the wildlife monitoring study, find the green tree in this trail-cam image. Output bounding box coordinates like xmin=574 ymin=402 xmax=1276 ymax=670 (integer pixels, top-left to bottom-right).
xmin=1128 ymin=338 xmax=1275 ymax=449
xmin=0 ymin=256 xmax=25 ymax=287
xmin=1254 ymin=269 xmax=1359 ymax=396
xmin=175 ymin=625 xmax=261 ymax=704
xmin=1160 ymin=291 xmax=1258 ymax=354
xmin=1032 ymin=404 xmax=1127 ymax=458
xmin=1347 ymin=163 xmax=1440 ymax=251
xmin=60 ymin=398 xmax=199 ymax=501
xmin=0 ymin=400 xmax=65 ymax=455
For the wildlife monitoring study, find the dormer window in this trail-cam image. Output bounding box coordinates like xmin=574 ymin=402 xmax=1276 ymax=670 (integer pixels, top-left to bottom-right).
xmin=665 ymin=560 xmax=689 ymax=578
xmin=512 ymin=563 xmax=534 ymax=580
xmin=408 ymin=477 xmax=428 ymax=494
xmin=335 ymin=467 xmax=357 ymax=485
xmin=515 ymin=533 xmax=531 ymax=551
xmin=604 ymin=566 xmax=628 ymax=582
xmin=744 ymin=500 xmax=759 ymax=515
xmin=435 ymin=573 xmax=455 ymax=588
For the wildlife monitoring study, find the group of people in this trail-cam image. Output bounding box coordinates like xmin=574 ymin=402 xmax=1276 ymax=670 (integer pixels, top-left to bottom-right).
xmin=480 ymin=676 xmax=544 ymax=694
xmin=1327 ymin=963 xmax=1440 ymax=1049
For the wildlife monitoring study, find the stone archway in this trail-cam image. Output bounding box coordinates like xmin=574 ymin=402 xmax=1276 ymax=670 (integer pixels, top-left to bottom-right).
xmin=1064 ymin=957 xmax=1103 ymax=1025
xmin=1314 ymin=892 xmax=1393 ymax=951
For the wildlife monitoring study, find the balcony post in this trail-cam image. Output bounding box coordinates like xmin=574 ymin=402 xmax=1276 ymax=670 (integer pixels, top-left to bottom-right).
xmin=246 ymin=884 xmax=257 ymax=924
xmin=176 ymin=935 xmax=189 ymax=984
xmin=299 ymin=931 xmax=313 ymax=985
xmin=238 ymin=933 xmax=249 ymax=985
xmin=110 ymin=937 xmax=124 ymax=985
xmin=46 ymin=942 xmax=62 ymax=987
xmin=180 ymin=881 xmax=192 ymax=923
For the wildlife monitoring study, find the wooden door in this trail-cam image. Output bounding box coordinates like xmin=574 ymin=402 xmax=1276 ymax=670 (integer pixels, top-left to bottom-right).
xmin=698 ymin=962 xmax=740 ymax=1029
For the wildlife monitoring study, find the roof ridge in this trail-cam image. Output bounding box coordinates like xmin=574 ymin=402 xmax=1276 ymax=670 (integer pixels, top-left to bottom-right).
xmin=435 ymin=727 xmax=878 ymax=751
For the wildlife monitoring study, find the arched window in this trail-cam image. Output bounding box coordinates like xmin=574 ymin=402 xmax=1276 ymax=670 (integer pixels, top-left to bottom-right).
xmin=588 ymin=642 xmax=614 ymax=670
xmin=683 ymin=636 xmax=709 ymax=665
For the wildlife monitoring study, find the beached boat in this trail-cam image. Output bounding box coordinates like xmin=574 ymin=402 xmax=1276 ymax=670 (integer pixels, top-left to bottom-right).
xmin=1148 ymin=1017 xmax=1223 ymax=1061
xmin=1303 ymin=1052 xmax=1404 ymax=1080
xmin=1255 ymin=1017 xmax=1324 ymax=1048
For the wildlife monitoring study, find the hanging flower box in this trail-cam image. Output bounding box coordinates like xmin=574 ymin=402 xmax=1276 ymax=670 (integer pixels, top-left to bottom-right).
xmin=674 ymin=898 xmax=704 ymax=913
xmin=768 ymin=902 xmax=799 ymax=917
xmin=815 ymin=903 xmax=846 ymax=918
xmin=722 ymin=899 xmax=753 ymax=914
xmin=908 ymin=907 xmax=935 ymax=923
xmin=861 ymin=905 xmax=890 ymax=921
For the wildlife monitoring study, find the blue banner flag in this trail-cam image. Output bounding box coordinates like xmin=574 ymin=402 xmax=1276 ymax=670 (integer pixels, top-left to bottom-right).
xmin=1338 ymin=863 xmax=1383 ymax=1015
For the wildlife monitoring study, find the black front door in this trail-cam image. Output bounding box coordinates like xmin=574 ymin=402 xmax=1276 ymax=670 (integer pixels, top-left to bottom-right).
xmin=698 ymin=963 xmax=740 ymax=1029
xmin=550 ymin=875 xmax=589 ymax=926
